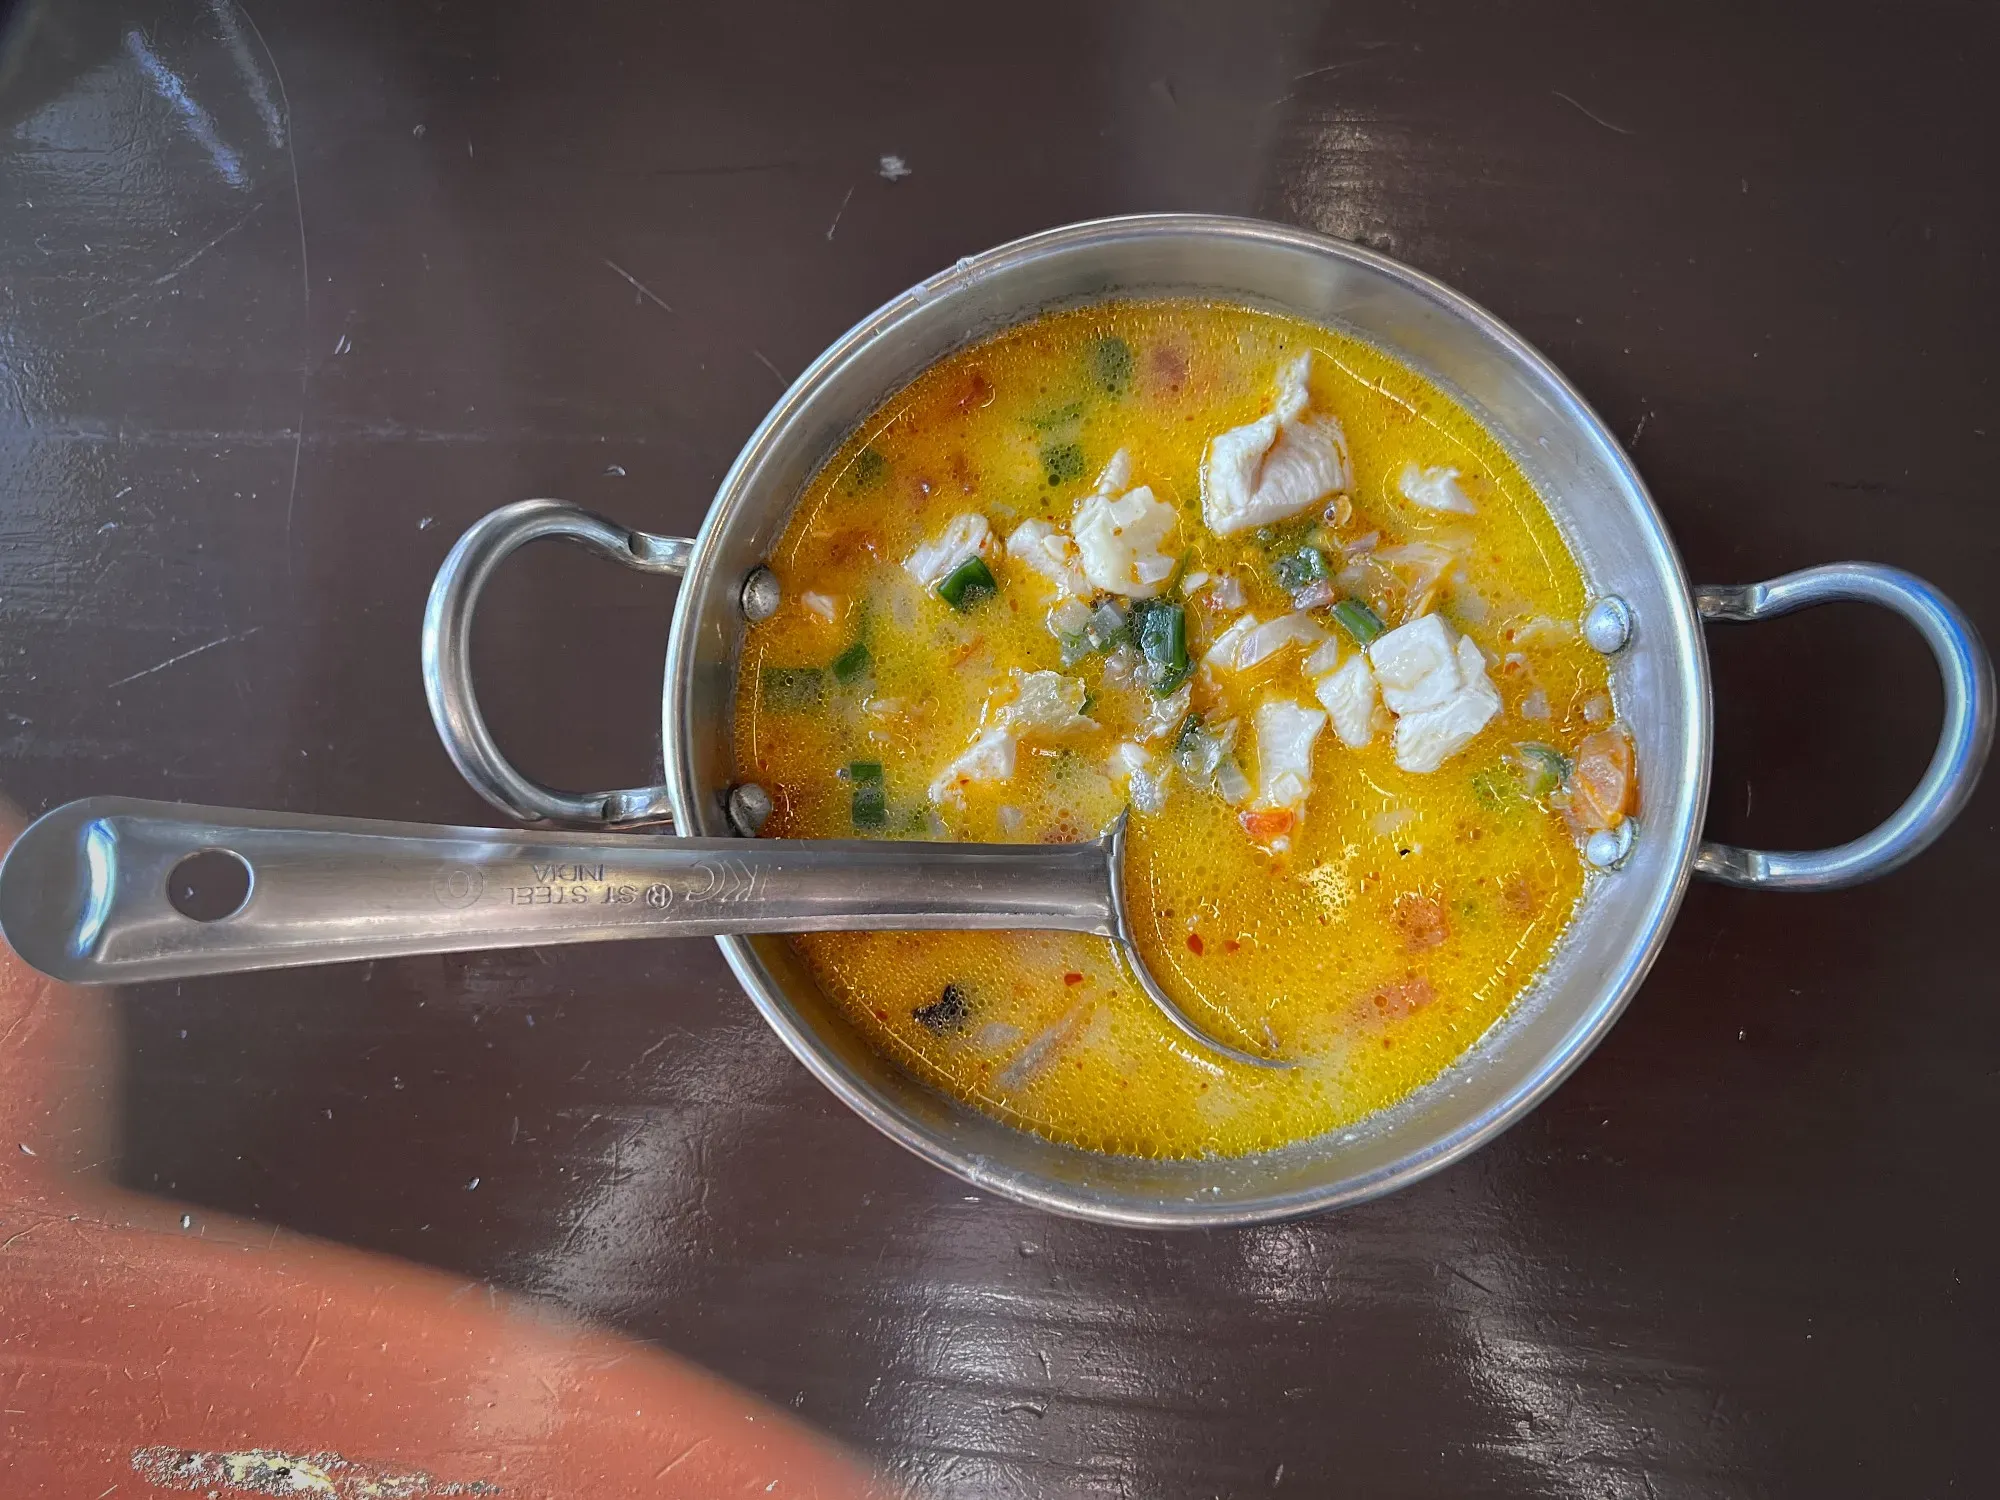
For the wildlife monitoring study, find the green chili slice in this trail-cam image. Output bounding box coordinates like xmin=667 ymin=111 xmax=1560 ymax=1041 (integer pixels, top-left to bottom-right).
xmin=1332 ymin=597 xmax=1387 ymax=645
xmin=936 ymin=555 xmax=998 ymax=611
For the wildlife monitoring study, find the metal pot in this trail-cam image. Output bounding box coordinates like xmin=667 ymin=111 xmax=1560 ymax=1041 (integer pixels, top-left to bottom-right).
xmin=420 ymin=216 xmax=1986 ymax=1225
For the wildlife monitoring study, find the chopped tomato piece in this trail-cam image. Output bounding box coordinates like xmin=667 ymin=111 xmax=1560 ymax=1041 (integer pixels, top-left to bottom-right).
xmin=819 ymin=528 xmax=881 ymax=567
xmin=1367 ymin=976 xmax=1436 ymax=1020
xmin=1394 ymin=894 xmax=1450 ymax=952
xmin=950 ymin=369 xmax=994 ymax=412
xmin=1566 ymin=725 xmax=1637 ymax=833
xmin=1238 ymin=807 xmax=1295 ymax=843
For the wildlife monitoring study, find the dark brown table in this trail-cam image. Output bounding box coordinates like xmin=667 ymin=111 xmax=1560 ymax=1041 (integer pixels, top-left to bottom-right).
xmin=2 ymin=2 xmax=1992 ymax=1494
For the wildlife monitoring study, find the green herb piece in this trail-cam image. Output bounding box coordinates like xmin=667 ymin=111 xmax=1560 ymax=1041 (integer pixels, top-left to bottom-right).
xmin=1040 ymin=441 xmax=1086 ymax=486
xmin=843 ymin=760 xmax=887 ymax=828
xmin=1332 ymin=597 xmax=1387 ymax=645
xmin=852 ymin=780 xmax=887 ymax=828
xmin=913 ymin=982 xmax=969 ymax=1034
xmin=1026 ymin=400 xmax=1085 ymax=432
xmin=760 ymin=666 xmax=826 ymax=711
xmin=1469 ymin=768 xmax=1510 ymax=811
xmin=935 ymin=554 xmax=998 ymax=611
xmin=849 ymin=447 xmax=888 ymax=489
xmin=1131 ymin=599 xmax=1191 ymax=696
xmin=1253 ymin=514 xmax=1317 ymax=551
xmin=1511 ymin=742 xmax=1572 ymax=800
xmin=831 ymin=639 xmax=872 ymax=682
xmin=1273 ymin=545 xmax=1330 ymax=592
xmin=1089 ymin=336 xmax=1134 ymax=395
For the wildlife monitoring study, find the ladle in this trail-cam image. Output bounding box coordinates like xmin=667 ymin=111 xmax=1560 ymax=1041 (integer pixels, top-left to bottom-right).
xmin=0 ymin=796 xmax=1292 ymax=1069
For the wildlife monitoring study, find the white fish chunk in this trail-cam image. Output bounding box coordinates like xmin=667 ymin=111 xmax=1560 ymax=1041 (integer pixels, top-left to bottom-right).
xmin=1095 ymin=447 xmax=1133 ymax=493
xmin=928 ymin=726 xmax=1017 ymax=802
xmin=1203 ymin=611 xmax=1327 ymax=673
xmin=1107 ymin=740 xmax=1168 ymax=813
xmin=1314 ymin=653 xmax=1380 ymax=748
xmin=928 ymin=670 xmax=1094 ymax=803
xmin=1397 ymin=462 xmax=1477 ymax=515
xmin=1368 ymin=612 xmax=1462 ymax=715
xmin=1138 ymin=681 xmax=1193 ymax=743
xmin=1006 ymin=519 xmax=1091 ymax=599
xmin=1391 ymin=636 xmax=1502 ymax=773
xmin=1253 ymin=699 xmax=1326 ymax=812
xmin=1200 ymin=353 xmax=1352 ymax=536
xmin=1073 ymin=451 xmax=1179 ymax=598
xmin=1004 ymin=669 xmax=1094 ymax=737
xmin=800 ymin=590 xmax=840 ymax=622
xmin=904 ymin=512 xmax=995 ymax=587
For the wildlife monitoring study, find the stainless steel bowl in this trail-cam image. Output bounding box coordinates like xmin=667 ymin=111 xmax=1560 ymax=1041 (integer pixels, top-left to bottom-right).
xmin=423 ymin=214 xmax=1991 ymax=1226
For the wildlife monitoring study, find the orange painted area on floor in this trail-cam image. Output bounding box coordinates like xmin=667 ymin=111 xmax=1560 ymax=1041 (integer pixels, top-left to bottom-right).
xmin=0 ymin=810 xmax=894 ymax=1499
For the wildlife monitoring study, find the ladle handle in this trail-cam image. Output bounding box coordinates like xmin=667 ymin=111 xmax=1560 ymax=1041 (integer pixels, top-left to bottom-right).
xmin=0 ymin=797 xmax=1121 ymax=985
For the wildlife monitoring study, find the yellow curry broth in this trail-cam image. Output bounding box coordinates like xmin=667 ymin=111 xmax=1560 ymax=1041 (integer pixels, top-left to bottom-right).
xmin=735 ymin=300 xmax=1609 ymax=1159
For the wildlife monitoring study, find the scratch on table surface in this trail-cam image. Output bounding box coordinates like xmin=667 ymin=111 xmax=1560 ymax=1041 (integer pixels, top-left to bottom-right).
xmin=824 ymin=183 xmax=855 ymax=240
xmin=1446 ymin=1262 xmax=1495 ymax=1295
xmin=1553 ymin=89 xmax=1635 ymax=135
xmin=80 ymin=203 xmax=266 ymax=322
xmin=750 ymin=347 xmax=785 ymax=386
xmin=289 ymin=1294 xmax=331 ymax=1379
xmin=603 ymin=257 xmax=674 ymax=314
xmin=653 ymin=1437 xmax=710 ymax=1481
xmin=107 ymin=627 xmax=261 ymax=689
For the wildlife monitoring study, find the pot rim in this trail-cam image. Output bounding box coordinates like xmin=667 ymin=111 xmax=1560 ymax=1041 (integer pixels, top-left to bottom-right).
xmin=661 ymin=212 xmax=1710 ymax=1226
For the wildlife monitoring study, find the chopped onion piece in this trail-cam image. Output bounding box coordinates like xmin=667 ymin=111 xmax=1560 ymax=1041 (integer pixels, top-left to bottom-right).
xmin=1397 ymin=462 xmax=1478 ymax=514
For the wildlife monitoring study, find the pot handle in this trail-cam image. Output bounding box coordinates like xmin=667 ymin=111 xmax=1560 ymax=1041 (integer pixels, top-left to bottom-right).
xmin=423 ymin=500 xmax=693 ymax=827
xmin=1693 ymin=563 xmax=1993 ymax=890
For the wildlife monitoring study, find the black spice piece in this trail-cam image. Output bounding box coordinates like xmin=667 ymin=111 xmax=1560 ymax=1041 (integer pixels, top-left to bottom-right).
xmin=913 ymin=983 xmax=970 ymax=1034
